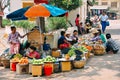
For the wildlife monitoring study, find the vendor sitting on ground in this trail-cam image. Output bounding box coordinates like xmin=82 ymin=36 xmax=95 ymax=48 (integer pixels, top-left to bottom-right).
xmin=97 ymin=29 xmax=107 ymax=46
xmin=90 ymin=28 xmax=101 ymax=42
xmin=26 ymin=46 xmax=40 ymax=59
xmin=8 ymin=26 xmax=28 ymax=54
xmin=78 ymin=22 xmax=86 ymax=35
xmin=65 ymin=32 xmax=72 ymax=44
xmin=58 ymin=31 xmax=70 ymax=49
xmin=71 ymin=30 xmax=78 ymax=45
xmin=85 ymin=23 xmax=92 ymax=33
xmin=106 ymin=33 xmax=119 ymax=54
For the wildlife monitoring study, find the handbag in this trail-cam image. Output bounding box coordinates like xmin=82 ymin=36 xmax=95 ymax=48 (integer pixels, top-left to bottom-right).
xmin=106 ymin=21 xmax=110 ymax=26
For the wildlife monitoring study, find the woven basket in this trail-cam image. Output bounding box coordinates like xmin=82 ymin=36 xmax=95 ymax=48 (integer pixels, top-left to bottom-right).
xmin=94 ymin=49 xmax=105 ymax=55
xmin=73 ymin=61 xmax=85 ymax=69
xmin=0 ymin=57 xmax=3 ymax=66
xmin=27 ymin=29 xmax=44 ymax=49
xmin=1 ymin=59 xmax=10 ymax=68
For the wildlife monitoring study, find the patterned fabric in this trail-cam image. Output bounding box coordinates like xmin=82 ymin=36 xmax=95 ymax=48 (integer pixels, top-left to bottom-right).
xmin=8 ymin=32 xmax=23 ymax=44
xmin=10 ymin=43 xmax=20 ymax=54
xmin=91 ymin=36 xmax=101 ymax=42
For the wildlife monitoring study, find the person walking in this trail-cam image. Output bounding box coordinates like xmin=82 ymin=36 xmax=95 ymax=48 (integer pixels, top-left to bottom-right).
xmin=99 ymin=12 xmax=108 ymax=33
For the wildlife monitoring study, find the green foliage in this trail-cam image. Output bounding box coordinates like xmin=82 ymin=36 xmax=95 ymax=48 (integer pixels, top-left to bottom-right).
xmin=49 ymin=0 xmax=83 ymax=11
xmin=2 ymin=19 xmax=35 ymax=29
xmin=12 ymin=21 xmax=35 ymax=30
xmin=46 ymin=17 xmax=68 ymax=32
xmin=2 ymin=19 xmax=11 ymax=27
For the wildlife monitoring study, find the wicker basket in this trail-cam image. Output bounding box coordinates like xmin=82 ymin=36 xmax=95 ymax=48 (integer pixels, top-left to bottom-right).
xmin=94 ymin=49 xmax=105 ymax=55
xmin=27 ymin=29 xmax=44 ymax=49
xmin=73 ymin=61 xmax=85 ymax=69
xmin=51 ymin=50 xmax=61 ymax=58
xmin=0 ymin=57 xmax=3 ymax=66
xmin=1 ymin=59 xmax=10 ymax=68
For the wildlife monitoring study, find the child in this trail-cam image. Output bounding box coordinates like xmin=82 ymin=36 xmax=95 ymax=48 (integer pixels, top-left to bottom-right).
xmin=26 ymin=46 xmax=40 ymax=59
xmin=85 ymin=23 xmax=92 ymax=33
xmin=106 ymin=33 xmax=119 ymax=54
xmin=8 ymin=26 xmax=27 ymax=54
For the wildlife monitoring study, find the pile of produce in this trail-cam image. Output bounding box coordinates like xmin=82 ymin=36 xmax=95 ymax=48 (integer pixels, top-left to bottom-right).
xmin=31 ymin=58 xmax=44 ymax=65
xmin=93 ymin=44 xmax=105 ymax=50
xmin=78 ymin=46 xmax=88 ymax=53
xmin=13 ymin=54 xmax=22 ymax=59
xmin=31 ymin=56 xmax=56 ymax=65
xmin=68 ymin=46 xmax=76 ymax=57
xmin=19 ymin=57 xmax=29 ymax=65
xmin=11 ymin=57 xmax=20 ymax=62
xmin=43 ymin=56 xmax=56 ymax=62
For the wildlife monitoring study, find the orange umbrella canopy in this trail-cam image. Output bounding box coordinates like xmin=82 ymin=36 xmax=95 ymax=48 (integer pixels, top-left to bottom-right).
xmin=24 ymin=4 xmax=50 ymax=18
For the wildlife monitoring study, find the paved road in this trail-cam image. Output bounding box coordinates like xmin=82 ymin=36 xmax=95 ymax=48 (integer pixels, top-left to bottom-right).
xmin=0 ymin=20 xmax=120 ymax=80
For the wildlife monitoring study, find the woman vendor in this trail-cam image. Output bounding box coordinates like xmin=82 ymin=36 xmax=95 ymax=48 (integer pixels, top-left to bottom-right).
xmin=8 ymin=26 xmax=28 ymax=54
xmin=90 ymin=28 xmax=101 ymax=42
xmin=26 ymin=46 xmax=40 ymax=59
xmin=71 ymin=30 xmax=78 ymax=45
xmin=65 ymin=31 xmax=72 ymax=44
xmin=58 ymin=31 xmax=70 ymax=49
xmin=97 ymin=29 xmax=107 ymax=46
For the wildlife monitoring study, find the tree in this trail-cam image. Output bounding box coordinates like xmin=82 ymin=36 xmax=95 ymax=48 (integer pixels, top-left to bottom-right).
xmin=0 ymin=0 xmax=10 ymax=28
xmin=49 ymin=0 xmax=83 ymax=11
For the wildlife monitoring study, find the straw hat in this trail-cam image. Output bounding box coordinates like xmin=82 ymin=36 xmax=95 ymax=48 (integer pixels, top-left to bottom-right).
xmin=66 ymin=31 xmax=71 ymax=35
xmin=89 ymin=28 xmax=98 ymax=33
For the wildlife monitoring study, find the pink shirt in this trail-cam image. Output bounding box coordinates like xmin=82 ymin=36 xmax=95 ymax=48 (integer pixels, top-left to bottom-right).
xmin=29 ymin=51 xmax=40 ymax=59
xmin=75 ymin=17 xmax=79 ymax=26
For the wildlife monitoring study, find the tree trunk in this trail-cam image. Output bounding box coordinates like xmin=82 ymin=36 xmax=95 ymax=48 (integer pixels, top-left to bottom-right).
xmin=0 ymin=16 xmax=3 ymax=28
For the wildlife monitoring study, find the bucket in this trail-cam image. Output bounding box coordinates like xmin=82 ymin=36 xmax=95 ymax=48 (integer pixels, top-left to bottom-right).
xmin=11 ymin=62 xmax=18 ymax=71
xmin=44 ymin=65 xmax=52 ymax=76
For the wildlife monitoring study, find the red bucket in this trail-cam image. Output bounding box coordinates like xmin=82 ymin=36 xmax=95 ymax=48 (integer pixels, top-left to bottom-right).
xmin=44 ymin=65 xmax=52 ymax=76
xmin=11 ymin=62 xmax=18 ymax=71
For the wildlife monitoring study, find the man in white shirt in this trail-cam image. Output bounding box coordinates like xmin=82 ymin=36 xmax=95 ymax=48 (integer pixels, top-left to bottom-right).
xmin=99 ymin=12 xmax=108 ymax=33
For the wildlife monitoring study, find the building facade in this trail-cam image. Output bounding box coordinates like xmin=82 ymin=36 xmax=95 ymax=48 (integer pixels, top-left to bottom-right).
xmin=10 ymin=0 xmax=34 ymax=12
xmin=95 ymin=0 xmax=120 ymax=18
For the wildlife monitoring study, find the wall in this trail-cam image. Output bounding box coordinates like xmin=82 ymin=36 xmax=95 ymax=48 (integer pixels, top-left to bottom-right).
xmin=68 ymin=1 xmax=87 ymax=27
xmin=10 ymin=0 xmax=22 ymax=12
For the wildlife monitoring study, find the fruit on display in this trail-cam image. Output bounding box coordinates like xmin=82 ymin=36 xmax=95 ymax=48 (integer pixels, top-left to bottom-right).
xmin=85 ymin=46 xmax=93 ymax=51
xmin=65 ymin=54 xmax=70 ymax=60
xmin=68 ymin=47 xmax=76 ymax=57
xmin=32 ymin=58 xmax=44 ymax=65
xmin=11 ymin=57 xmax=19 ymax=62
xmin=19 ymin=57 xmax=29 ymax=65
xmin=78 ymin=46 xmax=88 ymax=53
xmin=43 ymin=56 xmax=56 ymax=62
xmin=14 ymin=54 xmax=22 ymax=59
xmin=94 ymin=44 xmax=105 ymax=50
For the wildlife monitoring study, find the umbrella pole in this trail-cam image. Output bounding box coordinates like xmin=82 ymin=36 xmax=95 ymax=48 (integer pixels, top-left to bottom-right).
xmin=38 ymin=17 xmax=43 ymax=51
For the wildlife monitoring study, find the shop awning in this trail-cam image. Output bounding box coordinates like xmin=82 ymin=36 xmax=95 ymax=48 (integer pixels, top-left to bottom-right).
xmin=90 ymin=6 xmax=108 ymax=10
